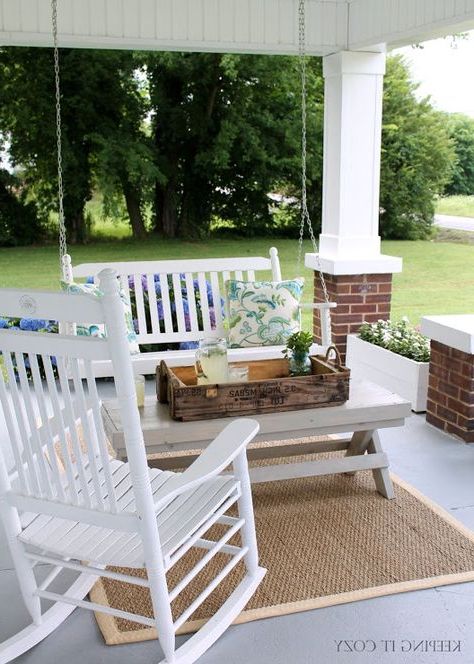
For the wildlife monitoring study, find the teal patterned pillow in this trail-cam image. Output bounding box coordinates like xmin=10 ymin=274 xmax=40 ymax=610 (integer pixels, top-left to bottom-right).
xmin=225 ymin=279 xmax=304 ymax=348
xmin=61 ymin=281 xmax=140 ymax=354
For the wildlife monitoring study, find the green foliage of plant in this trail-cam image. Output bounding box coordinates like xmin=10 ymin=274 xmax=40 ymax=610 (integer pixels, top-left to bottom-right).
xmin=443 ymin=114 xmax=474 ymax=196
xmin=147 ymin=53 xmax=323 ymax=239
xmin=283 ymin=330 xmax=314 ymax=359
xmin=0 ymin=49 xmax=457 ymax=244
xmin=0 ymin=47 xmax=145 ymax=243
xmin=379 ymin=56 xmax=456 ymax=240
xmin=0 ymin=168 xmax=42 ymax=246
xmin=358 ymin=318 xmax=430 ymax=363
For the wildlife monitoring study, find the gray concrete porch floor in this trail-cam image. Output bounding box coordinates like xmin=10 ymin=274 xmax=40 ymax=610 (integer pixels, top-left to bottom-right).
xmin=1 ymin=384 xmax=474 ymax=664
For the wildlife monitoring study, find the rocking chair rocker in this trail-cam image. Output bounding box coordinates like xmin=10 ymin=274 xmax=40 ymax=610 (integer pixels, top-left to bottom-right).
xmin=0 ymin=269 xmax=265 ymax=664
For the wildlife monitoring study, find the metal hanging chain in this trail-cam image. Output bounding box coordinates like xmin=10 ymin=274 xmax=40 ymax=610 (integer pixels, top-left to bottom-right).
xmin=51 ymin=0 xmax=67 ymax=275
xmin=297 ymin=0 xmax=330 ymax=305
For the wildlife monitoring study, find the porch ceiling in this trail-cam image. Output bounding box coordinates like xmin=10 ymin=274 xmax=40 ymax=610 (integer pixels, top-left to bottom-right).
xmin=0 ymin=0 xmax=474 ymax=55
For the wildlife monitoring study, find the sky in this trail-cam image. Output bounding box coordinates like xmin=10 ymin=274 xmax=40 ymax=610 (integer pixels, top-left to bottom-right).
xmin=395 ymin=31 xmax=474 ymax=117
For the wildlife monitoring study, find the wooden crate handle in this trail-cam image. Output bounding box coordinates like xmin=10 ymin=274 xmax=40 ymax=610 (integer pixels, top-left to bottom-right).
xmin=324 ymin=345 xmax=342 ymax=368
xmin=157 ymin=360 xmax=170 ymax=403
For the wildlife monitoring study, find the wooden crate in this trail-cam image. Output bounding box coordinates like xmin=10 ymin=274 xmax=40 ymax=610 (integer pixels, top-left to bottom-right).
xmin=156 ymin=348 xmax=350 ymax=421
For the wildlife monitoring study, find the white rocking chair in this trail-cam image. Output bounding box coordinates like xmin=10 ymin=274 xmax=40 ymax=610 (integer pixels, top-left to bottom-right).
xmin=0 ymin=269 xmax=266 ymax=664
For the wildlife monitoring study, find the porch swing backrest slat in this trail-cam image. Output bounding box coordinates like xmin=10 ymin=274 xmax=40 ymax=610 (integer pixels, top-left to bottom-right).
xmin=71 ymin=255 xmax=280 ymax=346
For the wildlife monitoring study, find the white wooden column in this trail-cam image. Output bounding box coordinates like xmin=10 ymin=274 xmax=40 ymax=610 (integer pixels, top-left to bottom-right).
xmin=306 ymin=50 xmax=402 ymax=276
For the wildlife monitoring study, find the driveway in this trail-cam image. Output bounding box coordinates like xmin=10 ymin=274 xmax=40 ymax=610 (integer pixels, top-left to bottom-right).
xmin=434 ymin=214 xmax=474 ymax=231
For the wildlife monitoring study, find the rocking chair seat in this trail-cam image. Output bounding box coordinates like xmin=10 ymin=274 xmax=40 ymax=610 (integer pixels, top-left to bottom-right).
xmin=19 ymin=458 xmax=240 ymax=568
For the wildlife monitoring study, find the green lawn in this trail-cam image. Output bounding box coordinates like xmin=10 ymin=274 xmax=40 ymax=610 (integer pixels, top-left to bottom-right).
xmin=1 ymin=237 xmax=473 ymax=329
xmin=436 ymin=195 xmax=474 ymax=217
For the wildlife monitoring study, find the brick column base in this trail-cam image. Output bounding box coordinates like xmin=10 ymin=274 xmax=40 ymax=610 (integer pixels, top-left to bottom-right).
xmin=313 ymin=272 xmax=393 ymax=359
xmin=426 ymin=340 xmax=474 ymax=443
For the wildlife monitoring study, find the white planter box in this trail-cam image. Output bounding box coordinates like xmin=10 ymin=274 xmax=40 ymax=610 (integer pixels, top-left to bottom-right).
xmin=346 ymin=335 xmax=429 ymax=412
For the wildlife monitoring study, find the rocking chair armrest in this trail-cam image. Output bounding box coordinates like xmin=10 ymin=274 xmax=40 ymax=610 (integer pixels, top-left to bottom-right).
xmin=153 ymin=419 xmax=259 ymax=508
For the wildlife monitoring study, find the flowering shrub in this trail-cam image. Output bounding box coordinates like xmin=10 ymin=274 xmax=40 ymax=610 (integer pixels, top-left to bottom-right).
xmin=0 ymin=317 xmax=58 ymax=333
xmin=358 ymin=318 xmax=430 ymax=363
xmin=123 ymin=274 xmax=225 ymax=352
xmin=0 ymin=317 xmax=59 ymax=379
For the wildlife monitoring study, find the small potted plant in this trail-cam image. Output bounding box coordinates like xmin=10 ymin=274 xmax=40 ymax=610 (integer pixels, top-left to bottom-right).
xmin=283 ymin=331 xmax=314 ymax=376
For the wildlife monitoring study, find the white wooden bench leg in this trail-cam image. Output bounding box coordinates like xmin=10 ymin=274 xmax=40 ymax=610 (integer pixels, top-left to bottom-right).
xmin=344 ymin=430 xmax=374 ymax=475
xmin=368 ymin=431 xmax=395 ymax=500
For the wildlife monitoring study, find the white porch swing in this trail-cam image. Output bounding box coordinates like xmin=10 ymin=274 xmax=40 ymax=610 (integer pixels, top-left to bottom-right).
xmin=54 ymin=0 xmax=337 ymax=376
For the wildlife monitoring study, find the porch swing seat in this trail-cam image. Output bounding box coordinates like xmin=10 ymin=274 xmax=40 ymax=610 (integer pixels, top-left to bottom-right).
xmin=65 ymin=248 xmax=336 ymax=378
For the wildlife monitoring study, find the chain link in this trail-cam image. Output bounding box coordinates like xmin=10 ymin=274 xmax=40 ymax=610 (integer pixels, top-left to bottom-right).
xmin=52 ymin=0 xmax=67 ymax=275
xmin=297 ymin=0 xmax=330 ymax=305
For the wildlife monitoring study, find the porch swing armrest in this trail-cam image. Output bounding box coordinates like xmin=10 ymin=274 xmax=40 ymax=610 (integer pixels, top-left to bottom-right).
xmin=300 ymin=302 xmax=337 ymax=310
xmin=153 ymin=419 xmax=259 ymax=509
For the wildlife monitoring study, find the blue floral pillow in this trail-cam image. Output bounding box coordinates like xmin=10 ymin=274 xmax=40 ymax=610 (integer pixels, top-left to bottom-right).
xmin=225 ymin=279 xmax=304 ymax=348
xmin=61 ymin=281 xmax=139 ymax=354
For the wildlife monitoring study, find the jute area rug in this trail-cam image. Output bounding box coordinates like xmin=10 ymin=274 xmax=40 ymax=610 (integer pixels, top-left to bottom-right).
xmin=91 ymin=451 xmax=474 ymax=645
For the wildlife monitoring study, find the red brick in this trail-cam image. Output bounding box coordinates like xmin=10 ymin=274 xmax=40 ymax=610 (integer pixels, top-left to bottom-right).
xmin=461 ymin=361 xmax=474 ymax=378
xmin=378 ymin=283 xmax=392 ymax=293
xmin=426 ymin=398 xmax=438 ymax=414
xmin=459 ymin=389 xmax=474 ymax=402
xmin=332 ymin=324 xmax=349 ymax=335
xmin=451 ymin=347 xmax=473 ymax=361
xmin=429 ymin=364 xmax=450 ymax=381
xmin=449 ymin=372 xmax=474 ymax=390
xmin=429 ymin=376 xmax=439 ymax=390
xmin=427 ymin=388 xmax=447 ymax=406
xmin=329 ymin=275 xmax=366 ymax=284
xmin=365 ymin=294 xmax=390 ymax=304
xmin=447 ymin=398 xmax=474 ymax=418
xmin=426 ymin=412 xmax=446 ymax=429
xmin=332 ymin=305 xmax=350 ymax=315
xmin=348 ymin=323 xmax=364 ymax=333
xmin=350 ymin=304 xmax=378 ymax=314
xmin=334 ymin=295 xmax=364 ymax=305
xmin=436 ymin=405 xmax=458 ymax=424
xmin=335 ymin=314 xmax=370 ymax=324
xmin=437 ymin=379 xmax=460 ymax=399
xmin=431 ymin=355 xmax=461 ymax=372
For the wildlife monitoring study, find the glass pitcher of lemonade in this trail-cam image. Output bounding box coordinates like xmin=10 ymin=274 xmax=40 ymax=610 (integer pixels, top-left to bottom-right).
xmin=195 ymin=338 xmax=229 ymax=385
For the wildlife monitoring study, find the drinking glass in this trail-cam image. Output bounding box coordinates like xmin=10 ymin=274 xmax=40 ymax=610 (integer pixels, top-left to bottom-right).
xmin=195 ymin=338 xmax=229 ymax=384
xmin=134 ymin=374 xmax=145 ymax=407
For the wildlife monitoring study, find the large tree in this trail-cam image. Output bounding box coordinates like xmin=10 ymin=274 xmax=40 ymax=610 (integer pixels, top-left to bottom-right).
xmin=0 ymin=47 xmax=148 ymax=242
xmin=379 ymin=55 xmax=455 ymax=239
xmin=147 ymin=53 xmax=322 ymax=238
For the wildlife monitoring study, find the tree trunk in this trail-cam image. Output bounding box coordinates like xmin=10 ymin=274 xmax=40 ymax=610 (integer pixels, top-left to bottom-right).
xmin=65 ymin=208 xmax=88 ymax=244
xmin=154 ymin=179 xmax=179 ymax=238
xmin=122 ymin=181 xmax=147 ymax=239
xmin=179 ymin=177 xmax=211 ymax=239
